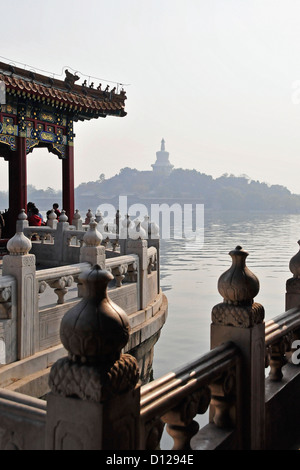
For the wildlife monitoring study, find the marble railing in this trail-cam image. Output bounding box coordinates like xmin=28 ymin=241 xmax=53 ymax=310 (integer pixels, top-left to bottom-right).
xmin=36 ymin=262 xmax=90 ymax=305
xmin=140 ymin=342 xmax=241 ymax=450
xmin=2 ymin=244 xmax=300 ymax=450
xmin=105 ymin=254 xmax=138 ymax=287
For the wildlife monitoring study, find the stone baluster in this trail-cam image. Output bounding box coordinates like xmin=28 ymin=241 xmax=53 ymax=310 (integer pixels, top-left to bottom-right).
xmin=80 ymin=218 xmax=105 ymax=269
xmin=268 ymin=341 xmax=288 ymax=382
xmin=46 ymin=265 xmax=140 ymax=450
xmin=161 ymin=387 xmax=211 ymax=450
xmin=209 ymin=369 xmax=236 ymax=428
xmin=127 ymin=237 xmax=148 ymax=310
xmin=112 ymin=264 xmax=128 ymax=287
xmin=2 ymin=217 xmax=38 ymax=359
xmin=147 ymin=238 xmax=160 ymax=294
xmin=211 ymin=246 xmax=265 ymax=450
xmin=126 ymin=261 xmax=138 ymax=283
xmin=286 ymin=240 xmax=300 ymax=310
xmin=147 ymin=253 xmax=157 ymax=274
xmin=0 ymin=286 xmax=12 ymax=319
xmin=47 ymin=275 xmax=74 ymax=304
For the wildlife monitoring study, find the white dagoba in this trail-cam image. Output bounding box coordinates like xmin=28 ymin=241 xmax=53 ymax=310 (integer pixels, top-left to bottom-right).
xmin=151 ymin=138 xmax=174 ymax=176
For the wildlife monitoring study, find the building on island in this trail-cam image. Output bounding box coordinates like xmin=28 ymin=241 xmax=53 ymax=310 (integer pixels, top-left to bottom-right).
xmin=151 ymin=138 xmax=173 ymax=176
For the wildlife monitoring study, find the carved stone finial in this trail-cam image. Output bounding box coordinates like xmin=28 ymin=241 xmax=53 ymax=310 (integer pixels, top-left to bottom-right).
xmin=289 ymin=240 xmax=300 ymax=278
xmin=48 ymin=209 xmax=57 ymax=220
xmin=128 ymin=219 xmax=147 ymax=240
xmin=83 ymin=218 xmax=103 ymax=246
xmin=59 ymin=210 xmax=68 ymax=222
xmin=18 ymin=209 xmax=27 ymax=220
xmin=49 ymin=265 xmax=139 ymax=401
xmin=73 ymin=209 xmax=81 ymax=220
xmin=60 ymin=266 xmax=130 ymax=362
xmin=218 ymin=246 xmax=259 ymax=305
xmin=95 ymin=210 xmax=103 ymax=223
xmin=7 ymin=231 xmax=32 ymax=256
xmin=212 ymin=246 xmax=264 ymax=327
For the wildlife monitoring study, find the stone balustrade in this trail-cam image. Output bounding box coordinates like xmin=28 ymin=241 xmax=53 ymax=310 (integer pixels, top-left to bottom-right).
xmin=36 ymin=262 xmax=91 ymax=305
xmin=21 ymin=209 xmax=121 ymax=267
xmin=140 ymin=342 xmax=241 ymax=450
xmin=106 ymin=255 xmax=139 ymax=288
xmin=2 ymin=228 xmax=300 ymax=449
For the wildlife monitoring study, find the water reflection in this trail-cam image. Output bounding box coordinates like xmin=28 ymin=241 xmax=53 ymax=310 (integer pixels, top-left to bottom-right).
xmin=153 ymin=210 xmax=300 ymax=379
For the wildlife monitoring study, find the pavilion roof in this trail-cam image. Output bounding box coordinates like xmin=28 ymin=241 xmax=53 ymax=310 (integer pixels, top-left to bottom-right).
xmin=0 ymin=61 xmax=127 ymax=121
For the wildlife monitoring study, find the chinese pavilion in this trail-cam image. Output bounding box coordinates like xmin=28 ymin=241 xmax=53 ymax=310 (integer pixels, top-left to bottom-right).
xmin=0 ymin=61 xmax=127 ymax=237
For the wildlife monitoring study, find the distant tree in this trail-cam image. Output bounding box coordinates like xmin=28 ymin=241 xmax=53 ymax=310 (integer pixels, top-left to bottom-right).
xmin=99 ymin=173 xmax=105 ymax=182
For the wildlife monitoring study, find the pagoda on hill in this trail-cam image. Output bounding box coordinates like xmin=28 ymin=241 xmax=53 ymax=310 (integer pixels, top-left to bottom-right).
xmin=0 ymin=61 xmax=127 ymax=237
xmin=151 ymin=138 xmax=173 ymax=176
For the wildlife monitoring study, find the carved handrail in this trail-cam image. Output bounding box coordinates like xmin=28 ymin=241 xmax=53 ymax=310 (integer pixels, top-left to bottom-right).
xmin=65 ymin=230 xmax=85 ymax=246
xmin=105 ymin=254 xmax=138 ymax=270
xmin=24 ymin=226 xmax=56 ymax=240
xmin=265 ymin=307 xmax=300 ymax=346
xmin=106 ymin=255 xmax=139 ymax=287
xmin=36 ymin=262 xmax=91 ymax=304
xmin=265 ymin=306 xmax=300 ymax=381
xmin=36 ymin=262 xmax=91 ymax=283
xmin=140 ymin=342 xmax=241 ymax=450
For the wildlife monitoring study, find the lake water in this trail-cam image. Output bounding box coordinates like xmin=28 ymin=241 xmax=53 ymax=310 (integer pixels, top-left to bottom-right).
xmin=152 ymin=210 xmax=300 ymax=379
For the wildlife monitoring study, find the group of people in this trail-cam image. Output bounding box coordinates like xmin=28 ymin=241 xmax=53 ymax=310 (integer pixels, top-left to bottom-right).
xmin=0 ymin=204 xmax=62 ymax=238
xmin=27 ymin=202 xmax=61 ymax=226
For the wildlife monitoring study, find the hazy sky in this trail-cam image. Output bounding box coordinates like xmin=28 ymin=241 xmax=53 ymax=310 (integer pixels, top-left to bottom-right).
xmin=1 ymin=0 xmax=300 ymax=194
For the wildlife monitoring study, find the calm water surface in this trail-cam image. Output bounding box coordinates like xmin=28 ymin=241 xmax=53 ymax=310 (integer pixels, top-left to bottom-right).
xmin=152 ymin=210 xmax=300 ymax=379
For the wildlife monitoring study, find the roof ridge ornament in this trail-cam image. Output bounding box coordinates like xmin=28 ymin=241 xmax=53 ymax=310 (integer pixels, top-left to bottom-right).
xmin=64 ymin=69 xmax=80 ymax=90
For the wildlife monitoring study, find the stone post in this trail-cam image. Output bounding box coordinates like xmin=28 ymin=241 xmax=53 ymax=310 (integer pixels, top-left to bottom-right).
xmin=210 ymin=246 xmax=265 ymax=450
xmin=79 ymin=218 xmax=105 ymax=269
xmin=141 ymin=216 xmax=160 ymax=291
xmin=2 ymin=213 xmax=38 ymax=359
xmin=127 ymin=237 xmax=148 ymax=310
xmin=285 ymin=240 xmax=300 ymax=310
xmin=45 ymin=265 xmax=140 ymax=450
xmin=71 ymin=209 xmax=82 ymax=230
xmin=119 ymin=214 xmax=131 ymax=255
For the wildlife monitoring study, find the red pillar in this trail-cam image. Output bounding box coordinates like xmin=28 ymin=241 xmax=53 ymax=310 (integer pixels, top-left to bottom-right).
xmin=8 ymin=136 xmax=27 ymax=237
xmin=62 ymin=144 xmax=74 ymax=221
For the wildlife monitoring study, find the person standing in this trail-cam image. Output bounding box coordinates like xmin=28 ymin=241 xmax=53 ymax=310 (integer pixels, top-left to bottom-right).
xmin=53 ymin=203 xmax=61 ymax=219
